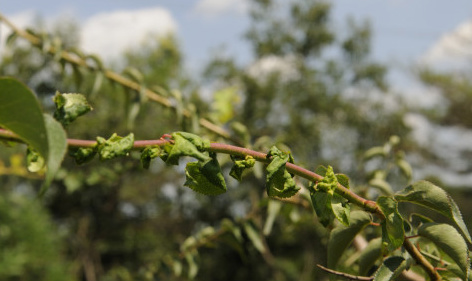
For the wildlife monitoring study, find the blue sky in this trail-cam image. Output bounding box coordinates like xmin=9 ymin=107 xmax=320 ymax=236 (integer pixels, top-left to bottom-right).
xmin=2 ymin=0 xmax=472 ymax=71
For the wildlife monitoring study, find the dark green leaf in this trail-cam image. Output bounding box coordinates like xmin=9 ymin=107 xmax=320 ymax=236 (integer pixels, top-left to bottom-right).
xmin=265 ymin=146 xmax=299 ymax=198
xmin=140 ymin=146 xmax=161 ymax=169
xmin=327 ymin=211 xmax=372 ymax=268
xmin=184 ymin=153 xmax=227 ymax=196
xmin=418 ymin=223 xmax=470 ymax=279
xmin=359 ymin=238 xmax=382 ymax=276
xmin=243 ymin=221 xmax=265 ymax=254
xmin=377 ymin=196 xmax=404 ymax=252
xmin=229 ymin=155 xmax=255 ymax=181
xmin=96 ymin=133 xmax=134 ymax=160
xmin=39 ymin=114 xmax=68 ymax=196
xmin=373 ymin=256 xmax=409 ymax=281
xmin=70 ymin=147 xmax=97 ymax=165
xmin=161 ymin=132 xmax=211 ymax=165
xmin=53 ymin=92 xmax=92 ymax=126
xmin=395 ymin=180 xmax=471 ymax=244
xmin=0 ymin=77 xmax=48 ymax=160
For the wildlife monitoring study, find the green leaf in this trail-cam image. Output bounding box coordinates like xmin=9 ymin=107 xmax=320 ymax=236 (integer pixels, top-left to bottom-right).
xmin=335 ymin=173 xmax=350 ymax=189
xmin=314 ymin=165 xmax=328 ymax=176
xmin=310 ymin=189 xmax=334 ymax=227
xmin=373 ymin=256 xmax=410 ymax=281
xmin=243 ymin=221 xmax=265 ymax=254
xmin=39 ymin=114 xmax=68 ymax=196
xmin=140 ymin=146 xmax=161 ymax=169
xmin=265 ymin=146 xmax=300 ymax=198
xmin=327 ymin=211 xmax=372 ymax=268
xmin=0 ymin=77 xmax=48 ymax=160
xmin=70 ymin=147 xmax=97 ymax=165
xmin=364 ymin=146 xmax=387 ymax=161
xmin=359 ymin=238 xmax=382 ymax=276
xmin=377 ymin=196 xmax=404 ymax=252
xmin=315 ymin=165 xmax=338 ymax=195
xmin=263 ymin=200 xmax=282 ymax=236
xmin=184 ymin=153 xmax=227 ymax=196
xmin=96 ymin=133 xmax=134 ymax=160
xmin=185 ymin=252 xmax=199 ymax=280
xmin=53 ymin=92 xmax=92 ymax=126
xmin=395 ymin=180 xmax=472 ymax=244
xmin=26 ymin=147 xmax=45 ymax=172
xmin=418 ymin=223 xmax=470 ymax=279
xmin=331 ymin=194 xmax=350 ymax=226
xmin=161 ymin=132 xmax=211 ymax=165
xmin=229 ymin=155 xmax=255 ymax=181
xmin=210 ymin=87 xmax=239 ymax=123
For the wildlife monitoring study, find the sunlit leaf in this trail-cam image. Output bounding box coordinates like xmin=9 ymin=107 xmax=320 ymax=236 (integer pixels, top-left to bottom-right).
xmin=184 ymin=153 xmax=227 ymax=196
xmin=373 ymin=256 xmax=410 ymax=281
xmin=161 ymin=132 xmax=211 ymax=165
xmin=53 ymin=92 xmax=92 ymax=126
xmin=229 ymin=155 xmax=255 ymax=181
xmin=265 ymin=146 xmax=299 ymax=198
xmin=395 ymin=181 xmax=472 ymax=244
xmin=418 ymin=223 xmax=470 ymax=279
xmin=96 ymin=133 xmax=134 ymax=160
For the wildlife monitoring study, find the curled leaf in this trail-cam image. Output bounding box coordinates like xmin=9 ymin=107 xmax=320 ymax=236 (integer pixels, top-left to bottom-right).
xmin=26 ymin=147 xmax=45 ymax=172
xmin=229 ymin=155 xmax=255 ymax=181
xmin=96 ymin=133 xmax=134 ymax=160
xmin=70 ymin=147 xmax=97 ymax=165
xmin=160 ymin=132 xmax=211 ymax=165
xmin=140 ymin=146 xmax=161 ymax=169
xmin=53 ymin=92 xmax=92 ymax=126
xmin=184 ymin=153 xmax=227 ymax=196
xmin=265 ymin=146 xmax=299 ymax=198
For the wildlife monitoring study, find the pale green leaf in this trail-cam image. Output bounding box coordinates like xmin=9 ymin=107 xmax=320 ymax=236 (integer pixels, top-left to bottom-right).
xmin=418 ymin=223 xmax=470 ymax=280
xmin=263 ymin=200 xmax=282 ymax=236
xmin=39 ymin=114 xmax=68 ymax=196
xmin=26 ymin=147 xmax=45 ymax=172
xmin=395 ymin=180 xmax=472 ymax=244
xmin=364 ymin=146 xmax=387 ymax=160
xmin=0 ymin=77 xmax=48 ymax=160
xmin=185 ymin=252 xmax=198 ymax=280
xmin=377 ymin=196 xmax=404 ymax=252
xmin=96 ymin=133 xmax=134 ymax=160
xmin=53 ymin=92 xmax=92 ymax=126
xmin=373 ymin=256 xmax=409 ymax=281
xmin=211 ymin=87 xmax=239 ymax=123
xmin=327 ymin=211 xmax=372 ymax=268
xmin=184 ymin=153 xmax=227 ymax=196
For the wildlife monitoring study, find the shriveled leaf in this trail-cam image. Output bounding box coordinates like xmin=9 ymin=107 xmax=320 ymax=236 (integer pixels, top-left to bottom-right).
xmin=0 ymin=77 xmax=48 ymax=160
xmin=140 ymin=146 xmax=161 ymax=169
xmin=265 ymin=146 xmax=299 ymax=198
xmin=395 ymin=180 xmax=472 ymax=244
xmin=96 ymin=133 xmax=134 ymax=160
xmin=418 ymin=223 xmax=470 ymax=279
xmin=53 ymin=92 xmax=92 ymax=126
xmin=229 ymin=155 xmax=255 ymax=181
xmin=161 ymin=132 xmax=211 ymax=165
xmin=70 ymin=147 xmax=97 ymax=165
xmin=327 ymin=211 xmax=372 ymax=268
xmin=359 ymin=238 xmax=382 ymax=276
xmin=243 ymin=221 xmax=265 ymax=254
xmin=39 ymin=114 xmax=68 ymax=196
xmin=263 ymin=200 xmax=282 ymax=236
xmin=373 ymin=256 xmax=409 ymax=281
xmin=184 ymin=153 xmax=227 ymax=196
xmin=377 ymin=196 xmax=404 ymax=252
xmin=315 ymin=165 xmax=337 ymax=195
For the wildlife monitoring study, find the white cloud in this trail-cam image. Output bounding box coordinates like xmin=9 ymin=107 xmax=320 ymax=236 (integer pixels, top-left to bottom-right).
xmin=193 ymin=0 xmax=248 ymax=17
xmin=420 ymin=20 xmax=472 ymax=69
xmin=246 ymin=55 xmax=300 ymax=83
xmin=80 ymin=7 xmax=177 ymax=61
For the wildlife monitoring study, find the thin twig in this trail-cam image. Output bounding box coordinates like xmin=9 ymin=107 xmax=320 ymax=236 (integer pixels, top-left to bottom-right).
xmin=316 ymin=264 xmax=373 ymax=281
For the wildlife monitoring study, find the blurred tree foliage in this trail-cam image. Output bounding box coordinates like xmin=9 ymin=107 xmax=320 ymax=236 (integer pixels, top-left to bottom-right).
xmin=0 ymin=0 xmax=419 ymax=280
